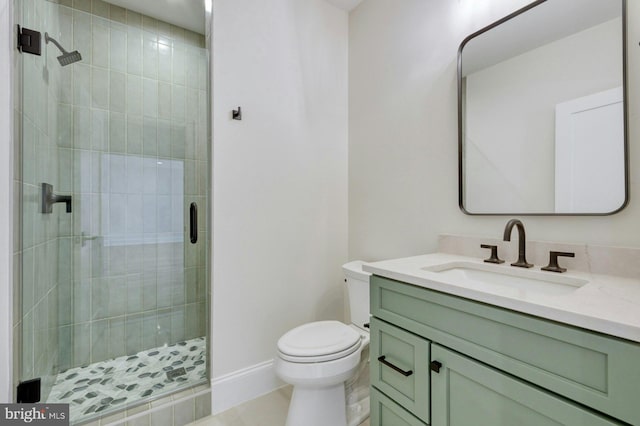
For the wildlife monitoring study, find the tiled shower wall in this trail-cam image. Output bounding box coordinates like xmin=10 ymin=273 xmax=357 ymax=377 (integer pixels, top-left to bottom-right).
xmin=14 ymin=0 xmax=209 ymax=396
xmin=50 ymin=0 xmax=209 ymax=371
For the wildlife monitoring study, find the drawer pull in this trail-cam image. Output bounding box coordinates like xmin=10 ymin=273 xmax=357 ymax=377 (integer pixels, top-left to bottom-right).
xmin=430 ymin=360 xmax=442 ymax=373
xmin=378 ymin=356 xmax=413 ymax=377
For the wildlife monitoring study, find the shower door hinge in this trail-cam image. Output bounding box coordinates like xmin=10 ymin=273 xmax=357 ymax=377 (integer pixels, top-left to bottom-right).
xmin=17 ymin=25 xmax=42 ymax=56
xmin=17 ymin=378 xmax=41 ymax=403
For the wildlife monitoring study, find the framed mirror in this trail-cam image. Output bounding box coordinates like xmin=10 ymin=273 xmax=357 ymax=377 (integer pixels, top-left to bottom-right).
xmin=458 ymin=0 xmax=628 ymax=215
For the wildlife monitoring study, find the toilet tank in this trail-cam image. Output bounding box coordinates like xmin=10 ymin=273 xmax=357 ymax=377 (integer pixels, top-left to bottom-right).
xmin=342 ymin=261 xmax=371 ymax=331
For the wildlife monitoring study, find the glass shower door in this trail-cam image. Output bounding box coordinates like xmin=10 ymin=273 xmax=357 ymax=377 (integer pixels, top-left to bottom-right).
xmin=18 ymin=0 xmax=209 ymax=422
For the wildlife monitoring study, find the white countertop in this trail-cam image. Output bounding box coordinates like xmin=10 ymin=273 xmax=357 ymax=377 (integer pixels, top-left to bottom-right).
xmin=363 ymin=253 xmax=640 ymax=344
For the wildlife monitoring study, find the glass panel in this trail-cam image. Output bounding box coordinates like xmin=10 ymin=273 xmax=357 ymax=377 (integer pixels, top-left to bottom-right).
xmin=19 ymin=1 xmax=209 ymax=423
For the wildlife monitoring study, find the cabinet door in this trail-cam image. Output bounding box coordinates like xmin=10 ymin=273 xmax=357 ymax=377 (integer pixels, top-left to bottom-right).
xmin=370 ymin=318 xmax=430 ymax=423
xmin=431 ymin=345 xmax=623 ymax=426
xmin=371 ymin=387 xmax=427 ymax=426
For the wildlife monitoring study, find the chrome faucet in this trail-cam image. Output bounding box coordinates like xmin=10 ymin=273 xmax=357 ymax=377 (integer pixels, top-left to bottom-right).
xmin=503 ymin=219 xmax=533 ymax=268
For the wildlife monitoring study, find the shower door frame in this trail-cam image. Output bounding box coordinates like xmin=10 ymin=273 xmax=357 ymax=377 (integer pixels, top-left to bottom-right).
xmin=11 ymin=0 xmax=212 ymax=421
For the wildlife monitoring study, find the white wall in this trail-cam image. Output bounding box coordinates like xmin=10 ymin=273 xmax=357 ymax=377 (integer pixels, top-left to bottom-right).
xmin=212 ymin=0 xmax=348 ymax=381
xmin=349 ymin=0 xmax=640 ymax=262
xmin=0 ymin=0 xmax=14 ymax=404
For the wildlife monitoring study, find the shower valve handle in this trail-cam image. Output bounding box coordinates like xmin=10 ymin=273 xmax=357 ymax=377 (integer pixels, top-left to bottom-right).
xmin=41 ymin=183 xmax=72 ymax=214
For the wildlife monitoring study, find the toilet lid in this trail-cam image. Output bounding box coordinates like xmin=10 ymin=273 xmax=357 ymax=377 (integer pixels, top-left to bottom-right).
xmin=278 ymin=321 xmax=361 ymax=359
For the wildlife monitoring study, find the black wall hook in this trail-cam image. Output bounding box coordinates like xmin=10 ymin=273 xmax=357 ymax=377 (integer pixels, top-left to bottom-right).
xmin=232 ymin=106 xmax=242 ymax=120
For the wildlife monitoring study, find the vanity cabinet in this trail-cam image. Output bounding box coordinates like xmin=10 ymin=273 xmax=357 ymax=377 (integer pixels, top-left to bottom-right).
xmin=369 ymin=275 xmax=640 ymax=425
xmin=370 ymin=318 xmax=430 ymax=423
xmin=371 ymin=387 xmax=427 ymax=426
xmin=431 ymin=345 xmax=620 ymax=426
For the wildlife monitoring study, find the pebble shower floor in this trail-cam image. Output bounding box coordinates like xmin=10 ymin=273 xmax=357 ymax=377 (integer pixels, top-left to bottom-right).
xmin=48 ymin=337 xmax=207 ymax=423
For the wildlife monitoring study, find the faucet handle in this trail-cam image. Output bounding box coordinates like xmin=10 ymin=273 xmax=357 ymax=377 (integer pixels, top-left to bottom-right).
xmin=541 ymin=251 xmax=575 ymax=273
xmin=481 ymin=244 xmax=504 ymax=264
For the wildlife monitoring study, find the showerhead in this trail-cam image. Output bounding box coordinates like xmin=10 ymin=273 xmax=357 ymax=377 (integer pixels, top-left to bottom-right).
xmin=44 ymin=32 xmax=82 ymax=66
xmin=56 ymin=50 xmax=83 ymax=66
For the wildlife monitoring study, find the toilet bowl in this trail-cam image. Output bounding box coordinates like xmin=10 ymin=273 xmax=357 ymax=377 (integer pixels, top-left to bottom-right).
xmin=275 ymin=261 xmax=371 ymax=426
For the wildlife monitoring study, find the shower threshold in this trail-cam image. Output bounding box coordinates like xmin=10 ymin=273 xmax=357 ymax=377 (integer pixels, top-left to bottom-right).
xmin=48 ymin=336 xmax=207 ymax=424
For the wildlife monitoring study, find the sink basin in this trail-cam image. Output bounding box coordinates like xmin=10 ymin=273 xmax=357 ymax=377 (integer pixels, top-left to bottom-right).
xmin=422 ymin=262 xmax=588 ymax=296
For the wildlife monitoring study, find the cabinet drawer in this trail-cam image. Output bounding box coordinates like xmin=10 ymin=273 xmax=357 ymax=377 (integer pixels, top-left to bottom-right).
xmin=431 ymin=344 xmax=623 ymax=426
xmin=371 ymin=387 xmax=427 ymax=426
xmin=371 ymin=275 xmax=640 ymax=424
xmin=370 ymin=317 xmax=430 ymax=424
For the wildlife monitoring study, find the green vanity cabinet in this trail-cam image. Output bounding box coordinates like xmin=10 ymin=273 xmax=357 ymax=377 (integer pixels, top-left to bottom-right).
xmin=369 ymin=275 xmax=640 ymax=425
xmin=371 ymin=387 xmax=427 ymax=426
xmin=431 ymin=345 xmax=621 ymax=426
xmin=370 ymin=318 xmax=430 ymax=424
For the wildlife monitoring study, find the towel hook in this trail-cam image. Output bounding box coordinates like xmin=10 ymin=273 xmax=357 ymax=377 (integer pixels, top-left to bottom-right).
xmin=232 ymin=106 xmax=242 ymax=120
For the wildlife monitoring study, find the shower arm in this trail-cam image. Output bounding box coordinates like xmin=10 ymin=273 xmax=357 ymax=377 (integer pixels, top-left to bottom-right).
xmin=44 ymin=32 xmax=69 ymax=54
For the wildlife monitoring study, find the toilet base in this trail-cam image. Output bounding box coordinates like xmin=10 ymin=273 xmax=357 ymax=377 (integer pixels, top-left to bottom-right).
xmin=286 ymin=383 xmax=347 ymax=426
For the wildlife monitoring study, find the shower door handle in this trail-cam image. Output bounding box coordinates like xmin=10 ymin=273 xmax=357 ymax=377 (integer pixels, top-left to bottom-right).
xmin=190 ymin=202 xmax=198 ymax=244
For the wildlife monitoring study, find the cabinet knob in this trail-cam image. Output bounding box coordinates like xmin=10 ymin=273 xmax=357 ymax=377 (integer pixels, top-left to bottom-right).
xmin=430 ymin=360 xmax=442 ymax=373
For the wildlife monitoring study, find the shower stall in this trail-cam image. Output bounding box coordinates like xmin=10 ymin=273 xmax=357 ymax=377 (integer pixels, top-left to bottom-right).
xmin=13 ymin=0 xmax=211 ymax=423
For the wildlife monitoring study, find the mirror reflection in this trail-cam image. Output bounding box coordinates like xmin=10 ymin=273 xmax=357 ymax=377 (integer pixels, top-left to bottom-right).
xmin=459 ymin=0 xmax=627 ymax=215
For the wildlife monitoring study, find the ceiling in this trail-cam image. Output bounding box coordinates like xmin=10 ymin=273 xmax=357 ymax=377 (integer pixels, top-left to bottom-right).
xmin=462 ymin=0 xmax=622 ymax=75
xmin=103 ymin=0 xmax=362 ymax=35
xmin=103 ymin=0 xmax=205 ymax=34
xmin=325 ymin=0 xmax=363 ymax=12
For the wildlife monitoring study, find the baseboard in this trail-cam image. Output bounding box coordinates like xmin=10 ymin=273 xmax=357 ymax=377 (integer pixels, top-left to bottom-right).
xmin=211 ymin=359 xmax=285 ymax=415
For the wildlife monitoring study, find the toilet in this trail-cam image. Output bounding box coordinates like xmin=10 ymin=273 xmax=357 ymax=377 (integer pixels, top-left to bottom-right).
xmin=275 ymin=261 xmax=371 ymax=426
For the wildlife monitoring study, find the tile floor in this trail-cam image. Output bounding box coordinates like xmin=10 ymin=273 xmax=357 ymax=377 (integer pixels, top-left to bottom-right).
xmin=190 ymin=387 xmax=370 ymax=426
xmin=48 ymin=337 xmax=207 ymax=424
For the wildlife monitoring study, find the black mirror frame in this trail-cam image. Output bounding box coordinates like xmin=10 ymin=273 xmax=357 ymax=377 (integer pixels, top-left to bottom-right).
xmin=457 ymin=0 xmax=629 ymax=216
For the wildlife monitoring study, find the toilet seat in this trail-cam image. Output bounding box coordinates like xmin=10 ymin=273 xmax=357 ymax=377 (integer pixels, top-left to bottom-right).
xmin=279 ymin=339 xmax=361 ymax=363
xmin=278 ymin=321 xmax=362 ymax=363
